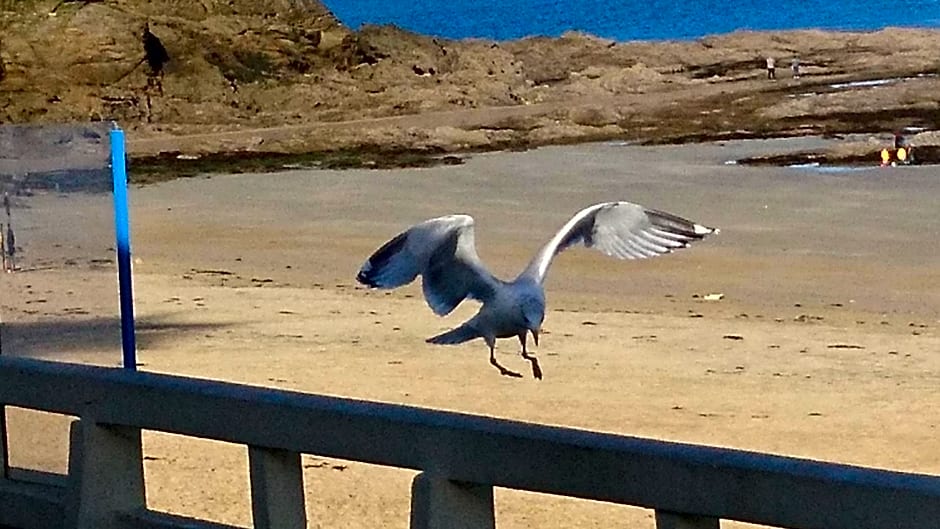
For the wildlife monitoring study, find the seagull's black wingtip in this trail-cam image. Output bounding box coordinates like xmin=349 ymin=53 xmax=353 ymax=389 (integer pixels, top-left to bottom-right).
xmin=356 ymin=268 xmax=377 ymax=288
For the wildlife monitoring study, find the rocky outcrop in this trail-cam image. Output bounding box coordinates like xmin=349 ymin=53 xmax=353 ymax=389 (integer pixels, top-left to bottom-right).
xmin=1 ymin=1 xmax=940 ymax=155
xmin=0 ymin=0 xmax=343 ymax=124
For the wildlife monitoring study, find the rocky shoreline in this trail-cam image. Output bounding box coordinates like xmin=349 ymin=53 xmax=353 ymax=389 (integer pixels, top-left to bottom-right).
xmin=2 ymin=1 xmax=940 ymax=174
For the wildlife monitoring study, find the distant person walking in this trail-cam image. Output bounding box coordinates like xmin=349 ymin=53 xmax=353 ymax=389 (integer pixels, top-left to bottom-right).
xmin=4 ymin=223 xmax=14 ymax=272
xmin=140 ymin=22 xmax=170 ymax=122
xmin=0 ymin=223 xmax=6 ymax=272
xmin=894 ymin=131 xmax=908 ymax=150
xmin=142 ymin=22 xmax=170 ymax=96
xmin=766 ymin=56 xmax=776 ymax=79
xmin=2 ymin=193 xmax=10 ymax=272
xmin=791 ymin=57 xmax=800 ymax=79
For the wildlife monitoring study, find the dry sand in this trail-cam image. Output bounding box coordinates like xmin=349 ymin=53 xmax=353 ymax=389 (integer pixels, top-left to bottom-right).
xmin=2 ymin=138 xmax=939 ymax=528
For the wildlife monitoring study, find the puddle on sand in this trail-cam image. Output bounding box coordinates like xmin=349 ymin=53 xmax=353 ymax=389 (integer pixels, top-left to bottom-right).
xmin=788 ymin=163 xmax=886 ymax=174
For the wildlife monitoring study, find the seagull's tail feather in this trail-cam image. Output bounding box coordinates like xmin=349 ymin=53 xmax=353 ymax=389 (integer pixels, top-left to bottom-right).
xmin=427 ymin=325 xmax=480 ymax=345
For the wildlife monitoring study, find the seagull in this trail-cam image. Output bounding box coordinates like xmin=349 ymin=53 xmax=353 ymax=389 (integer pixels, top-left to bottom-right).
xmin=356 ymin=201 xmax=716 ymax=379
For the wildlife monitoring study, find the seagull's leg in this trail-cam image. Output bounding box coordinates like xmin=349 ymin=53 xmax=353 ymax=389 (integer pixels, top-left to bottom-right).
xmin=487 ymin=337 xmax=522 ymax=378
xmin=518 ymin=333 xmax=543 ymax=380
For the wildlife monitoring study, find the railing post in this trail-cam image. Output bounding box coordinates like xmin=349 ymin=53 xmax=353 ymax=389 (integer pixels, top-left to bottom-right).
xmin=410 ymin=472 xmax=495 ymax=529
xmin=0 ymin=403 xmax=7 ymax=479
xmin=248 ymin=446 xmax=307 ymax=529
xmin=66 ymin=419 xmax=145 ymax=529
xmin=655 ymin=510 xmax=720 ymax=529
xmin=0 ymin=317 xmax=7 ymax=480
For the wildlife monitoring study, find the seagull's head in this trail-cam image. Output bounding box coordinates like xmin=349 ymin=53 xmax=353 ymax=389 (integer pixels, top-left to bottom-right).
xmin=520 ymin=293 xmax=545 ymax=346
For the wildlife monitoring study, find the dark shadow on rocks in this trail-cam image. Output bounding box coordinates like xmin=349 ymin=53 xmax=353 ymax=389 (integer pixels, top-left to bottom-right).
xmin=0 ymin=315 xmax=233 ymax=360
xmin=129 ymin=147 xmax=465 ymax=185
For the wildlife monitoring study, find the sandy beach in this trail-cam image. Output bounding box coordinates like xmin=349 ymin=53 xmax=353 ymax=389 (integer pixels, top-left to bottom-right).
xmin=2 ymin=138 xmax=939 ymax=528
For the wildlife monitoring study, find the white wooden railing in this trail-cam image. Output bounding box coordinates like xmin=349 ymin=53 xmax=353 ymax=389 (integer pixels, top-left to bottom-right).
xmin=1 ymin=356 xmax=939 ymax=529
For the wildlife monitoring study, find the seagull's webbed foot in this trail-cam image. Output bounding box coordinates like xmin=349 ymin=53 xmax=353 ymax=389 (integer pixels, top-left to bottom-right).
xmin=494 ymin=363 xmax=523 ymax=378
xmin=489 ymin=346 xmax=523 ymax=378
xmin=521 ymin=351 xmax=542 ymax=380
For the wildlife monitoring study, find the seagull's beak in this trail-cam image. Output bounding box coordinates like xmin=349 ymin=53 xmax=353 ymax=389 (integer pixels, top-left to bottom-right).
xmin=531 ymin=328 xmax=540 ymax=347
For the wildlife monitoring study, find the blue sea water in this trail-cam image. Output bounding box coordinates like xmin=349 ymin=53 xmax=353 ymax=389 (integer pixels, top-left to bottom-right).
xmin=322 ymin=0 xmax=940 ymax=41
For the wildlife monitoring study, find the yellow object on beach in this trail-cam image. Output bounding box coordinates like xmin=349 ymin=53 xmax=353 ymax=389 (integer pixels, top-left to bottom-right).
xmin=880 ymin=148 xmax=890 ymax=164
xmin=897 ymin=147 xmax=907 ymax=162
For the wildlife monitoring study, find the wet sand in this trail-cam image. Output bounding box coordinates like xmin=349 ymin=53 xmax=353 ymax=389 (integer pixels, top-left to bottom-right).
xmin=2 ymin=138 xmax=939 ymax=528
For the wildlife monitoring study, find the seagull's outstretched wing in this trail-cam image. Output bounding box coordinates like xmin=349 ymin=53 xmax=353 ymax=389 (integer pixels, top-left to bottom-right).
xmin=357 ymin=215 xmax=500 ymax=316
xmin=519 ymin=201 xmax=716 ymax=284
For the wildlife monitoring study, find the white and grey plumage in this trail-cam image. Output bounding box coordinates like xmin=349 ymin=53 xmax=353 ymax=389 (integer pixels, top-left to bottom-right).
xmin=356 ymin=201 xmax=716 ymax=379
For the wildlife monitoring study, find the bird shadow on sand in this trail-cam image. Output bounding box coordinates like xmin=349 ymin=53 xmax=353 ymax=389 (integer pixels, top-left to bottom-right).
xmin=0 ymin=314 xmax=233 ymax=361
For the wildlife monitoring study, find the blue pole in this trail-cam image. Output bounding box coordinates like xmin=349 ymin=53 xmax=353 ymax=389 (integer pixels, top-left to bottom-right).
xmin=110 ymin=128 xmax=137 ymax=370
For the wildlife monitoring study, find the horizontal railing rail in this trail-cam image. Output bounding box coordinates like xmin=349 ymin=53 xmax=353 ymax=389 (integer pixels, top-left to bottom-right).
xmin=1 ymin=356 xmax=939 ymax=529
